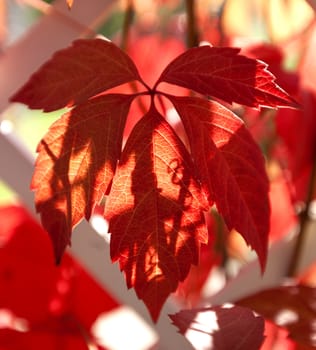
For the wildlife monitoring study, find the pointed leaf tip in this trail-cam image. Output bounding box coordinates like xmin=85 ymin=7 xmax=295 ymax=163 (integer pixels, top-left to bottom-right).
xmin=158 ymin=45 xmax=297 ymax=109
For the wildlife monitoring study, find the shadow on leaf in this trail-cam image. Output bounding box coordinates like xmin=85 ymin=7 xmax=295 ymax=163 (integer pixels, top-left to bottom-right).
xmin=32 ymin=94 xmax=134 ymax=262
xmin=104 ymin=102 xmax=208 ymax=321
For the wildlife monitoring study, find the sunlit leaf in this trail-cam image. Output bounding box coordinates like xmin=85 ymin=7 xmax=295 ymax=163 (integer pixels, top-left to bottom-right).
xmin=32 ymin=94 xmax=134 ymax=261
xmin=104 ymin=104 xmax=208 ymax=321
xmin=157 ymin=45 xmax=297 ymax=109
xmin=10 ymin=37 xmax=298 ymax=321
xmin=11 ymin=39 xmax=142 ymax=112
xmin=169 ymin=95 xmax=269 ymax=269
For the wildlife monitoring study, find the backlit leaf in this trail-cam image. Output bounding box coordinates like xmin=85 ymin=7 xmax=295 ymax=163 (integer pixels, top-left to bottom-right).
xmin=169 ymin=96 xmax=269 ymax=269
xmin=32 ymin=94 xmax=134 ymax=262
xmin=157 ymin=45 xmax=297 ymax=109
xmin=104 ymin=104 xmax=208 ymax=321
xmin=9 ymin=37 xmax=298 ymax=322
xmin=11 ymin=39 xmax=142 ymax=112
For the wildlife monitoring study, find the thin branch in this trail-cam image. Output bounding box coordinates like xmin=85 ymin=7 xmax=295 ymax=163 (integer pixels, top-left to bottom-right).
xmin=120 ymin=0 xmax=134 ymax=51
xmin=216 ymin=0 xmax=229 ymax=46
xmin=119 ymin=0 xmax=150 ymax=115
xmin=185 ymin=0 xmax=199 ymax=48
xmin=287 ymin=157 xmax=316 ymax=277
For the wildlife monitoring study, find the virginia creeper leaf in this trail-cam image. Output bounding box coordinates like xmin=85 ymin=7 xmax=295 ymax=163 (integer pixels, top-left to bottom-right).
xmin=170 ymin=305 xmax=265 ymax=350
xmin=10 ymin=38 xmax=298 ymax=322
xmin=169 ymin=96 xmax=269 ymax=269
xmin=11 ymin=39 xmax=142 ymax=112
xmin=157 ymin=45 xmax=297 ymax=109
xmin=31 ymin=94 xmax=134 ymax=262
xmin=104 ymin=104 xmax=208 ymax=321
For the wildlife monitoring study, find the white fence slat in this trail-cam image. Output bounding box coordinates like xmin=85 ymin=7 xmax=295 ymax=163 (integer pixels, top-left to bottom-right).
xmin=0 ymin=131 xmax=36 ymax=214
xmin=204 ymin=223 xmax=316 ymax=306
xmin=0 ymin=0 xmax=114 ymax=111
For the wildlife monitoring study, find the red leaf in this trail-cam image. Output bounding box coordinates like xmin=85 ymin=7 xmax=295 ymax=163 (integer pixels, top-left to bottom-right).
xmin=169 ymin=96 xmax=269 ymax=269
xmin=261 ymin=320 xmax=296 ymax=350
xmin=11 ymin=39 xmax=142 ymax=112
xmin=0 ymin=204 xmax=117 ymax=349
xmin=170 ymin=305 xmax=265 ymax=350
xmin=9 ymin=37 xmax=298 ymax=323
xmin=268 ymin=176 xmax=298 ymax=242
xmin=275 ymin=90 xmax=316 ymax=201
xmin=127 ymin=34 xmax=186 ymax=89
xmin=237 ymin=285 xmax=316 ymax=349
xmin=0 ymin=206 xmax=56 ymax=323
xmin=104 ymin=104 xmax=208 ymax=321
xmin=31 ymin=94 xmax=134 ymax=262
xmin=176 ymin=211 xmax=224 ymax=305
xmin=0 ymin=317 xmax=108 ymax=350
xmin=157 ymin=45 xmax=297 ymax=109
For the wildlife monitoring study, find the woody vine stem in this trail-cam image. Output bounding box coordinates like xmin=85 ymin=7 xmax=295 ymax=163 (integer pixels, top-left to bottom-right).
xmin=287 ymin=157 xmax=316 ymax=277
xmin=120 ymin=0 xmax=134 ymax=51
xmin=185 ymin=0 xmax=199 ymax=48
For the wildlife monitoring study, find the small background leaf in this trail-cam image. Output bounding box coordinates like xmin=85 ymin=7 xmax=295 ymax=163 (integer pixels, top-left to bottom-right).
xmin=170 ymin=304 xmax=265 ymax=350
xmin=237 ymin=285 xmax=316 ymax=349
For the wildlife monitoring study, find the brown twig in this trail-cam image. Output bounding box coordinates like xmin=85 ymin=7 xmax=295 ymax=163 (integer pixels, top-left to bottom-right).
xmin=287 ymin=157 xmax=316 ymax=277
xmin=185 ymin=0 xmax=199 ymax=48
xmin=120 ymin=0 xmax=150 ymax=115
xmin=120 ymin=0 xmax=134 ymax=51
